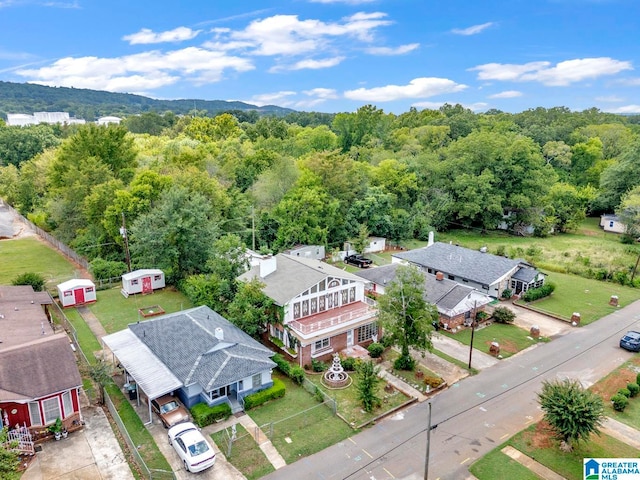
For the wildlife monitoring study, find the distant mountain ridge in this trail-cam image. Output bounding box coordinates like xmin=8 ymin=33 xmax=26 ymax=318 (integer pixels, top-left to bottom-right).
xmin=0 ymin=81 xmax=294 ymax=120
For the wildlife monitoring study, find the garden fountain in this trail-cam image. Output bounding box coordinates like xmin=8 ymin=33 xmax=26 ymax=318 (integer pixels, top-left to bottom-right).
xmin=322 ymin=353 xmax=351 ymax=388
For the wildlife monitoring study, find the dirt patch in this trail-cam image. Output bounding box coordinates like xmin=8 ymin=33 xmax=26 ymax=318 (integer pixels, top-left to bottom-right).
xmin=522 ymin=420 xmax=556 ymax=450
xmin=483 ymin=339 xmax=520 ymax=354
xmin=591 ymin=357 xmax=640 ymax=402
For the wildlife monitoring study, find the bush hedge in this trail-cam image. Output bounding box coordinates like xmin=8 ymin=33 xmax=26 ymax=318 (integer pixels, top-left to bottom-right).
xmin=491 ymin=306 xmax=516 ymax=324
xmin=190 ymin=402 xmax=232 ymax=427
xmin=618 ymin=387 xmax=631 ymax=398
xmin=522 ymin=283 xmax=556 ymax=302
xmin=627 ymin=383 xmax=640 ymax=397
xmin=367 ymin=342 xmax=384 ymax=358
xmin=243 ymin=378 xmax=286 ymax=410
xmin=272 ymin=353 xmax=291 ymax=376
xmin=611 ymin=393 xmax=629 ymax=412
xmin=290 ymin=366 xmax=305 ymax=385
xmin=340 ymin=356 xmax=358 ymax=371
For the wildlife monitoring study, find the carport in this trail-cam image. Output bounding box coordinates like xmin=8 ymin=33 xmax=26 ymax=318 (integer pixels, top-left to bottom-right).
xmin=102 ymin=329 xmax=183 ymax=424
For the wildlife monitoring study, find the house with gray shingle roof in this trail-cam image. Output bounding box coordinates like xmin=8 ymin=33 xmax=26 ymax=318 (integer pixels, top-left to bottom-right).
xmin=392 ymin=242 xmax=545 ymax=298
xmin=238 ymin=254 xmax=379 ymax=367
xmin=102 ymin=306 xmax=276 ymax=418
xmin=354 ymin=264 xmax=492 ymax=329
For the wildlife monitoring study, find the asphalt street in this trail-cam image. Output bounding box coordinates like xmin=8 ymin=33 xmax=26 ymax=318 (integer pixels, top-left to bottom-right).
xmin=263 ymin=300 xmax=640 ymax=480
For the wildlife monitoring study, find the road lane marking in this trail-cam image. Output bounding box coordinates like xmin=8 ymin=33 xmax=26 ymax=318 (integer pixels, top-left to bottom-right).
xmin=383 ymin=467 xmax=395 ymax=478
xmin=460 ymin=457 xmax=471 ymax=465
xmin=500 ymin=433 xmax=509 ymax=440
xmin=362 ymin=449 xmax=373 ymax=458
xmin=349 ymin=437 xmax=357 ymax=445
xmin=476 ymin=392 xmax=486 ymax=398
xmin=479 ymin=407 xmax=487 ymax=412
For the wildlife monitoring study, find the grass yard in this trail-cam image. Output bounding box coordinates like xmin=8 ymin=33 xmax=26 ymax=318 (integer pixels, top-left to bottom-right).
xmin=248 ymin=373 xmax=354 ymax=464
xmin=0 ymin=237 xmax=82 ymax=289
xmin=469 ymin=448 xmax=540 ymax=480
xmin=63 ymin=307 xmax=103 ymax=364
xmin=591 ymin=356 xmax=640 ymax=430
xmin=211 ymin=424 xmax=275 ymax=480
xmin=440 ymin=322 xmax=546 ymax=358
xmin=305 ymin=368 xmax=412 ymax=427
xmin=382 ymin=349 xmax=445 ymax=393
xmin=521 ymin=271 xmax=640 ymax=324
xmin=88 ymin=286 xmax=192 ymax=333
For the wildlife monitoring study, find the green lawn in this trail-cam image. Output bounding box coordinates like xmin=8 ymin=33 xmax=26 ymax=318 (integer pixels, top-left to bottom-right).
xmin=248 ymin=373 xmax=354 ymax=464
xmin=440 ymin=322 xmax=546 ymax=358
xmin=0 ymin=237 xmax=81 ymax=289
xmin=64 ymin=307 xmax=103 ymax=364
xmin=469 ymin=449 xmax=540 ymax=480
xmin=305 ymin=368 xmax=412 ymax=426
xmin=88 ymin=286 xmax=192 ymax=333
xmin=521 ymin=271 xmax=640 ymax=324
xmin=471 ymin=422 xmax=640 ymax=480
xmin=211 ymin=424 xmax=275 ymax=480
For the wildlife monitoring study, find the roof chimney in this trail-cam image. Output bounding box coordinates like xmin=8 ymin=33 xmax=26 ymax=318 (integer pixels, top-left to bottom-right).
xmin=215 ymin=327 xmax=224 ymax=341
xmin=260 ymin=255 xmax=277 ymax=278
xmin=435 ymin=271 xmax=444 ymax=281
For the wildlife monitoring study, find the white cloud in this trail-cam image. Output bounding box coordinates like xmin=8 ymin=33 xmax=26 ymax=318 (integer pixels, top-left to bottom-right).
xmin=616 ymin=77 xmax=640 ymax=86
xmin=365 ymin=43 xmax=419 ymax=55
xmin=451 ymin=22 xmax=494 ymax=36
xmin=271 ymin=56 xmax=345 ymax=72
xmin=249 ymin=91 xmax=297 ymax=106
xmin=17 ymin=47 xmax=254 ymax=92
xmin=344 ymin=77 xmax=467 ymax=101
xmin=488 ymin=90 xmax=522 ymax=99
xmin=123 ymin=27 xmax=201 ymax=45
xmin=302 ymin=87 xmax=338 ymax=99
xmin=471 ymin=57 xmax=632 ymax=86
xmin=603 ymin=104 xmax=640 ymax=114
xmin=595 ymin=95 xmax=623 ymax=102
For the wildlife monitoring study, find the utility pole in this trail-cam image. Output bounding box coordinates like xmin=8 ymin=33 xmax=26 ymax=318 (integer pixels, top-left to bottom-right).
xmin=468 ymin=300 xmax=477 ymax=369
xmin=424 ymin=402 xmax=436 ymax=479
xmin=120 ymin=212 xmax=132 ymax=273
xmin=252 ymin=205 xmax=256 ymax=251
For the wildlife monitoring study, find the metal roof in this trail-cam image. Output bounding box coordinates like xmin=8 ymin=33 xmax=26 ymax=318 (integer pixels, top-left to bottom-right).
xmin=102 ymin=329 xmax=182 ymax=400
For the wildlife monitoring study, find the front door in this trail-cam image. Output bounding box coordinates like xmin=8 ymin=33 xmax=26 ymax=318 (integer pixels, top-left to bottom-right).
xmin=142 ymin=276 xmax=152 ymax=293
xmin=347 ymin=329 xmax=354 ymax=347
xmin=74 ymin=288 xmax=85 ymax=304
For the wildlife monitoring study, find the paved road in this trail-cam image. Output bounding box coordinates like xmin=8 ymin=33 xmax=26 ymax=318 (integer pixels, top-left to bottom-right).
xmin=263 ymin=300 xmax=640 ymax=480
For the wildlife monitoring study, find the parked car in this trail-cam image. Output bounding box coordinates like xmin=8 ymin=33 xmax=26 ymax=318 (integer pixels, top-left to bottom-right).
xmin=151 ymin=394 xmax=189 ymax=428
xmin=620 ymin=331 xmax=640 ymax=352
xmin=168 ymin=422 xmax=216 ymax=473
xmin=345 ymin=254 xmax=373 ymax=268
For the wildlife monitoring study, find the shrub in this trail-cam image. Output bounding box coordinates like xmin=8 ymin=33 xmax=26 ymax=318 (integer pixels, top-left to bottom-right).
xmin=290 ymin=366 xmax=305 ymax=385
xmin=89 ymin=258 xmax=127 ymax=280
xmin=627 ymin=383 xmax=640 ymax=397
xmin=424 ymin=376 xmax=443 ymax=389
xmin=380 ymin=335 xmax=395 ymax=348
xmin=243 ymin=378 xmax=286 ymax=410
xmin=522 ymin=283 xmax=556 ymax=302
xmin=367 ymin=342 xmax=384 ymax=358
xmin=500 ymin=289 xmax=512 ymax=300
xmin=393 ymin=355 xmax=415 ymax=371
xmin=618 ymin=387 xmax=631 ymax=398
xmin=340 ymin=357 xmax=358 ymax=371
xmin=272 ymin=353 xmax=291 ymax=376
xmin=495 ymin=245 xmax=506 ymax=257
xmin=476 ymin=311 xmax=488 ymax=321
xmin=636 ymin=372 xmax=640 ymax=386
xmin=611 ymin=393 xmax=629 ymax=412
xmin=492 ymin=306 xmax=516 ymax=324
xmin=190 ymin=402 xmax=232 ymax=427
xmin=12 ymin=272 xmax=46 ymax=292
xmin=311 ymin=359 xmax=327 ymax=372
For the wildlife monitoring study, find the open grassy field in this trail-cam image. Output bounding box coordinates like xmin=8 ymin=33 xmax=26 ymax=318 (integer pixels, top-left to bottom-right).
xmin=0 ymin=237 xmax=82 ymax=289
xmin=88 ymin=286 xmax=192 ymax=334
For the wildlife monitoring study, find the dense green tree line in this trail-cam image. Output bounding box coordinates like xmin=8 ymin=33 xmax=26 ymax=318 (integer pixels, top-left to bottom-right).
xmin=1 ymin=104 xmax=639 ymax=291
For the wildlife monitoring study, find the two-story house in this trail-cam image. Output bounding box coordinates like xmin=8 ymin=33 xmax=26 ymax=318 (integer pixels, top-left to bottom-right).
xmin=238 ymin=254 xmax=379 ymax=367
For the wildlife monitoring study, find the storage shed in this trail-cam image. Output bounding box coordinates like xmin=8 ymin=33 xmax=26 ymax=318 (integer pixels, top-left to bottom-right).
xmin=121 ymin=269 xmax=165 ymax=296
xmin=56 ymin=279 xmax=96 ymax=307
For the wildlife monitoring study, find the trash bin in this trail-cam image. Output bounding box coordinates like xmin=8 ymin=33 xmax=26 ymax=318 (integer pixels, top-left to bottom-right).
xmin=125 ymin=383 xmax=137 ymax=400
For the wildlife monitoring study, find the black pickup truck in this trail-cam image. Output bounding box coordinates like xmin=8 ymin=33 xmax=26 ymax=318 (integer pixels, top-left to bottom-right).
xmin=344 ymin=254 xmax=373 ymax=268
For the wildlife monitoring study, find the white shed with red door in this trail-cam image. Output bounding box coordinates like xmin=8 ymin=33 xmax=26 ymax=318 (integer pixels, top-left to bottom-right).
xmin=57 ymin=279 xmax=97 ymax=307
xmin=121 ymin=269 xmax=165 ymax=296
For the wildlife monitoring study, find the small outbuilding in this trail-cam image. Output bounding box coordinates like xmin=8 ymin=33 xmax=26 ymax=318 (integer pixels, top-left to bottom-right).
xmin=56 ymin=279 xmax=96 ymax=307
xmin=121 ymin=269 xmax=165 ymax=297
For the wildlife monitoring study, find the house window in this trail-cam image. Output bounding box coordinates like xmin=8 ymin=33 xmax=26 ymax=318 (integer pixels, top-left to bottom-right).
xmin=482 ymin=284 xmax=489 ymax=290
xmin=154 ymin=275 xmax=162 ymax=281
xmin=310 ymin=298 xmax=318 ymax=314
xmin=313 ymin=338 xmax=330 ymax=352
xmin=327 ymin=294 xmax=333 ymax=309
xmin=28 ymin=402 xmax=42 ymax=426
xmin=62 ymin=391 xmax=73 ymax=417
xmin=427 ymin=268 xmax=433 ymax=274
xmin=302 ymin=300 xmax=309 ymax=316
xmin=448 ymin=275 xmax=455 ymax=280
xmin=209 ymin=386 xmax=227 ymax=400
xmin=609 ymin=221 xmax=614 ymax=228
xmin=462 ymin=279 xmax=468 ymax=283
xmin=328 ymin=279 xmax=340 ymax=289
xmin=358 ymin=323 xmax=378 ymax=342
xmin=86 ymin=286 xmax=94 ymax=293
xmin=311 ymin=285 xmax=317 ymax=294
xmin=341 ymin=289 xmax=348 ymax=305
xmin=319 ymin=279 xmax=326 ymax=291
xmin=342 ymin=279 xmax=349 ymax=285
xmin=334 ymin=292 xmax=339 ymax=307
xmin=131 ymin=279 xmax=138 ymax=285
xmin=252 ymin=374 xmax=262 ymax=389
xmin=349 ymin=287 xmax=356 ymax=302
xmin=273 ymin=327 xmax=284 ymax=341
xmin=64 ymin=291 xmax=73 ymax=297
xmin=293 ymin=303 xmax=301 ymax=319
xmin=42 ymin=397 xmax=61 ymax=425
xmin=319 ymin=295 xmax=326 ymax=311
xmin=238 ymin=380 xmax=244 ymax=391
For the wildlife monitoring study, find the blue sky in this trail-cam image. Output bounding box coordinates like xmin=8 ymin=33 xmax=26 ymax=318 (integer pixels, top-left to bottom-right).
xmin=0 ymin=0 xmax=638 ymax=114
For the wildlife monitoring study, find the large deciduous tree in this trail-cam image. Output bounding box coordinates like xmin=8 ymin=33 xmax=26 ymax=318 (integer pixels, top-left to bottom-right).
xmin=537 ymin=379 xmax=605 ymax=452
xmin=129 ymin=186 xmax=218 ymax=283
xmin=377 ymin=265 xmax=438 ymax=370
xmin=227 ymin=278 xmax=275 ymax=338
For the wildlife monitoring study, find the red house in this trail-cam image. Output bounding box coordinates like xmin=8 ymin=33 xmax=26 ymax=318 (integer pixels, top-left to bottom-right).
xmin=0 ymin=286 xmax=83 ymax=437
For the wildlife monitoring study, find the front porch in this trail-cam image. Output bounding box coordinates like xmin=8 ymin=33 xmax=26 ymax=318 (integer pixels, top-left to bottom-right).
xmin=288 ymin=299 xmax=377 ymax=338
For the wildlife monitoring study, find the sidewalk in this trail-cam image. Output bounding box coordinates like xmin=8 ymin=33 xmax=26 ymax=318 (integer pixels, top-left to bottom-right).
xmin=602 ymin=417 xmax=640 ymax=449
xmin=432 ymin=333 xmax=500 ymax=370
